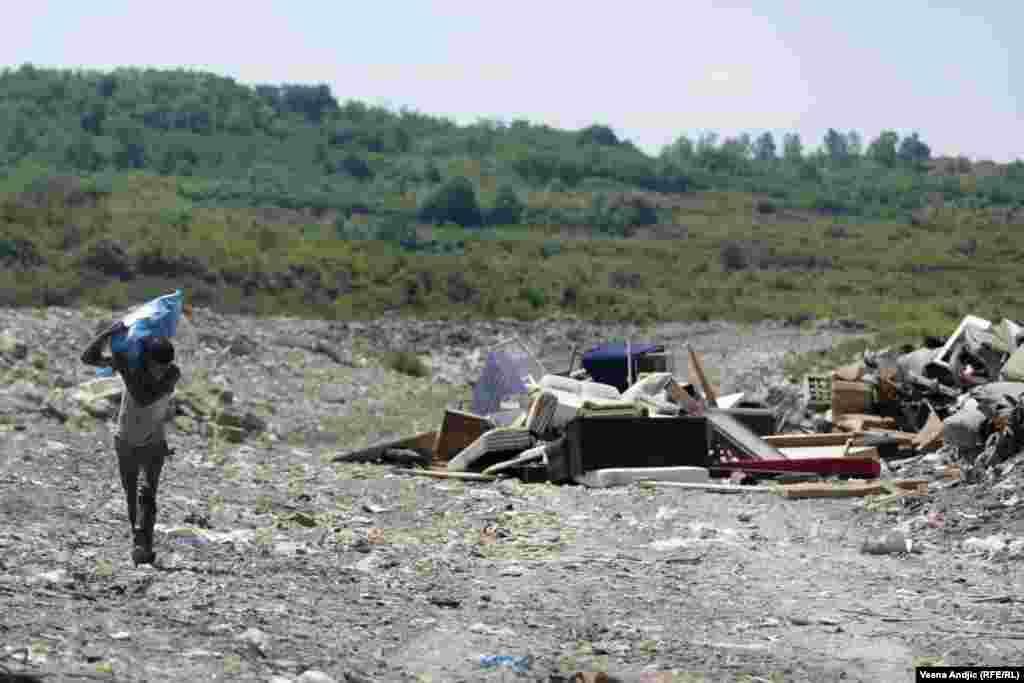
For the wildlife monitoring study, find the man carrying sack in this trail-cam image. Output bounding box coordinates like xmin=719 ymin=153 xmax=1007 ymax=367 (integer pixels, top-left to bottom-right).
xmin=81 ymin=320 xmax=181 ymax=566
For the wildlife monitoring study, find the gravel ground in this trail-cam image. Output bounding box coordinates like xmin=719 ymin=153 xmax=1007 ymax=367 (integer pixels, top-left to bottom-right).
xmin=2 ymin=307 xmax=1023 ymax=683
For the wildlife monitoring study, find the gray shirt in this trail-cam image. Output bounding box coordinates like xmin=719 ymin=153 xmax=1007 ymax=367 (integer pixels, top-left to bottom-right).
xmin=116 ymin=381 xmax=173 ymax=446
xmin=81 ymin=334 xmax=180 ymax=447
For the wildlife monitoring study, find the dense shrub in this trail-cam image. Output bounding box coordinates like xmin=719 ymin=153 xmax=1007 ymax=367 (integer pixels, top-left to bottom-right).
xmin=417 ymin=176 xmax=482 ymax=227
xmin=486 ymin=185 xmax=524 ymax=225
xmin=384 ymin=350 xmax=430 ymax=377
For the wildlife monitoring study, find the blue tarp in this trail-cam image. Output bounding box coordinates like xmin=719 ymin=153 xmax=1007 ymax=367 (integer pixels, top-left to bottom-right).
xmin=581 ymin=342 xmax=664 ymax=392
xmin=471 ymin=351 xmax=530 ymax=416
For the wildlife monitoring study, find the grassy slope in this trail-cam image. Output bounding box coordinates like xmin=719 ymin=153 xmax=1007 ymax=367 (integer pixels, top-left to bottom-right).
xmin=2 ymin=169 xmax=1021 ymax=347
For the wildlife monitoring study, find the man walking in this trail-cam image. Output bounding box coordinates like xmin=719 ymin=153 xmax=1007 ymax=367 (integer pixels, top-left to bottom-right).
xmin=81 ymin=321 xmax=181 ymax=566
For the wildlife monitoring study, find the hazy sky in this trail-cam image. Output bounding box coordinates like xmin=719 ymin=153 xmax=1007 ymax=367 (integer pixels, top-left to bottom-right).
xmin=7 ymin=1 xmax=1021 ymax=161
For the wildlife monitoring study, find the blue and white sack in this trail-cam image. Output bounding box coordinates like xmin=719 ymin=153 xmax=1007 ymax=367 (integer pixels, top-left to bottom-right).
xmin=97 ymin=290 xmax=190 ymax=376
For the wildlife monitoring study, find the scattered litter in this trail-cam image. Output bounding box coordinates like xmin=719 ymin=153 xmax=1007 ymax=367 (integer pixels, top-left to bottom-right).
xmin=479 ymin=655 xmax=532 ymax=674
xmin=862 ymin=530 xmax=915 ymax=555
xmin=469 ymin=623 xmax=518 ymax=638
xmin=962 ymin=535 xmax=1011 ymax=556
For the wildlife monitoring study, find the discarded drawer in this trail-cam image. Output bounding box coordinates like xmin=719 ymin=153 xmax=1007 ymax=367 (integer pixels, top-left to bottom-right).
xmin=446 ymin=427 xmax=535 ymax=472
xmin=549 ymin=416 xmax=710 ymax=484
xmin=433 ymin=409 xmax=494 ymax=464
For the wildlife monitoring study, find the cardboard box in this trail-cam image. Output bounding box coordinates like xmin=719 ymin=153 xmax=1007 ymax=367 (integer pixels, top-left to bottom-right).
xmin=831 ymin=380 xmax=873 ymax=418
xmin=432 ymin=409 xmax=494 ymax=464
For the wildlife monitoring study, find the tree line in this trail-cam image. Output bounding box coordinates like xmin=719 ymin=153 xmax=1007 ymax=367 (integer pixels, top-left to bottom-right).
xmin=2 ymin=63 xmax=1023 ymax=233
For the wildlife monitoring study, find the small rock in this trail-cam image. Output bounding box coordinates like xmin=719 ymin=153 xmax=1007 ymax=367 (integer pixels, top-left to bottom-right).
xmin=862 ymin=530 xmax=913 ymax=555
xmin=470 ymin=622 xmax=517 ymax=637
xmin=237 ymin=627 xmax=270 ymax=654
xmin=297 ymin=671 xmax=336 ymax=683
xmin=109 ymin=631 xmax=131 ymax=641
xmin=0 ymin=333 xmax=28 ymax=359
xmin=81 ymin=398 xmax=116 ymax=419
xmin=81 ymin=645 xmax=106 ymax=663
xmin=428 ymin=595 xmax=461 ymax=608
xmin=35 ymin=568 xmax=72 ymax=585
xmin=320 ymin=385 xmax=350 ymax=404
xmin=8 ymin=381 xmax=46 ymax=404
xmin=963 ymin=535 xmax=1009 ymax=555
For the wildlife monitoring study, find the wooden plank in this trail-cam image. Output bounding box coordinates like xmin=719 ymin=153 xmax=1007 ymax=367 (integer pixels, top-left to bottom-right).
xmin=861 ymin=430 xmax=918 ymax=446
xmin=779 ymin=478 xmax=929 ymax=499
xmin=639 ymin=480 xmax=774 ymax=494
xmin=763 ymin=432 xmax=917 ymax=448
xmin=665 ymin=379 xmax=705 ymax=415
xmin=778 ymin=446 xmax=879 ymax=460
xmin=835 ymin=414 xmax=898 ymax=433
xmin=764 ymin=433 xmax=857 ymax=448
xmin=481 ymin=449 xmax=545 ymax=476
xmin=687 ymin=345 xmax=719 ymax=405
xmin=332 ymin=431 xmax=437 ymax=463
xmin=912 ymin=409 xmax=944 ymax=452
xmin=398 ymin=468 xmax=498 ymax=482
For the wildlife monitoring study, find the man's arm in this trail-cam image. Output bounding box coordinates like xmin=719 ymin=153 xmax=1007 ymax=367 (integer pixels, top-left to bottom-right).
xmin=80 ymin=321 xmax=127 ymax=367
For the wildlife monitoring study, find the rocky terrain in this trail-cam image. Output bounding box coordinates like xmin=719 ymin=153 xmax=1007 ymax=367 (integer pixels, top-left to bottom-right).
xmin=2 ymin=306 xmax=1024 ymax=683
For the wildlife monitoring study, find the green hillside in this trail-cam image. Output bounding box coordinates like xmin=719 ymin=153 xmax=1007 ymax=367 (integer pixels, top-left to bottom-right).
xmin=2 ymin=63 xmax=1023 ymax=338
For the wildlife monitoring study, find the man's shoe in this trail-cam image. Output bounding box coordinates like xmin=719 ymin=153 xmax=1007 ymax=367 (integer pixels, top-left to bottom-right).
xmin=132 ymin=530 xmax=156 ymax=566
xmin=132 ymin=545 xmax=156 ymax=566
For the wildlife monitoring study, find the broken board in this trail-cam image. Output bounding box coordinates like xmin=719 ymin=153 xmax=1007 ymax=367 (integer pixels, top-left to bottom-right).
xmin=707 ymin=410 xmax=785 ymax=461
xmin=332 ymin=431 xmax=437 ymax=464
xmin=778 ymin=479 xmax=929 ymax=499
xmin=763 ymin=432 xmax=914 ymax=448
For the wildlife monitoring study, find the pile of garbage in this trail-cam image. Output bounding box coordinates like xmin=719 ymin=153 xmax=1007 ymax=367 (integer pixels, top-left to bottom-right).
xmin=787 ymin=314 xmax=1024 ymax=484
xmin=335 ymin=330 xmax=1003 ymax=500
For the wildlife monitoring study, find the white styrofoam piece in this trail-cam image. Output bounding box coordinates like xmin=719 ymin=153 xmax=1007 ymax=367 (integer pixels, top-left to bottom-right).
xmin=620 ymin=372 xmax=674 ymax=403
xmin=539 ymin=374 xmax=621 ymax=400
xmin=715 ymin=392 xmax=746 ymax=410
xmin=932 ymin=314 xmax=993 ymax=371
xmin=546 ymin=389 xmax=634 ymax=429
xmin=573 ymin=466 xmax=710 ymax=488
